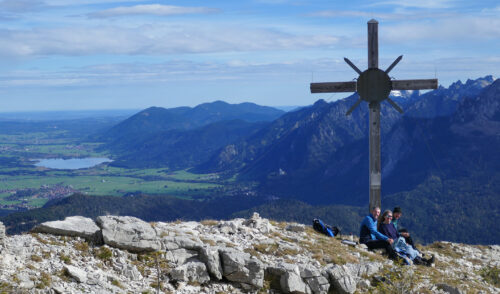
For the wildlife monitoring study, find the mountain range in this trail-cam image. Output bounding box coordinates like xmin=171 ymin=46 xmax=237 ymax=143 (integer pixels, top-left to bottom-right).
xmin=97 ymin=101 xmax=284 ymax=168
xmin=2 ymin=76 xmax=498 ymax=244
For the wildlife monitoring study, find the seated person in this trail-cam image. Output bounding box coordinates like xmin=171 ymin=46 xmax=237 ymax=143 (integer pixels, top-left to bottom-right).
xmin=392 ymin=206 xmax=415 ymax=249
xmin=359 ymin=206 xmax=397 ymax=260
xmin=378 ymin=210 xmax=434 ymax=266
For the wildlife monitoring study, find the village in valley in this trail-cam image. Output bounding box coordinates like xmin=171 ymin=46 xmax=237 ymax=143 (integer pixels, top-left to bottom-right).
xmin=0 ymin=184 xmax=77 ymax=210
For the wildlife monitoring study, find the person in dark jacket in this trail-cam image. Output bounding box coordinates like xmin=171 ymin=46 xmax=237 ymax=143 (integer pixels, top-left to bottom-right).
xmin=378 ymin=210 xmax=434 ymax=266
xmin=391 ymin=207 xmax=416 ymax=249
xmin=359 ymin=206 xmax=397 ymax=259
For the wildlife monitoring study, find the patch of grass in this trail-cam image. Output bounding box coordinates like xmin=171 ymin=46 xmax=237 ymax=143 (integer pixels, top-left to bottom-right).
xmin=133 ymin=251 xmax=169 ymax=279
xmin=373 ymin=266 xmax=421 ymax=293
xmin=250 ymin=241 xmax=301 ymax=258
xmin=0 ymin=281 xmax=15 ymax=293
xmin=149 ymin=282 xmax=165 ymax=291
xmin=30 ymin=254 xmax=42 ymax=262
xmin=269 ymin=220 xmax=287 ymax=230
xmin=35 ymin=272 xmax=52 ymax=289
xmin=30 ymin=233 xmax=49 ymax=245
xmin=10 ymin=274 xmax=20 ymax=284
xmin=57 ymin=269 xmax=71 ymax=282
xmin=244 ymin=247 xmax=261 ymax=258
xmin=201 ymin=219 xmax=219 ymax=226
xmin=479 ymin=266 xmax=500 ymax=287
xmin=298 ymin=230 xmax=361 ymax=266
xmin=73 ymin=241 xmax=89 ymax=252
xmin=94 ymin=246 xmax=113 ymax=261
xmin=426 ymin=242 xmax=462 ymax=259
xmin=59 ymin=253 xmax=71 ymax=264
xmin=26 ymin=264 xmax=36 ymax=270
xmin=111 ymin=279 xmax=123 ymax=289
xmin=200 ymin=237 xmax=216 ymax=246
xmin=268 ymin=231 xmax=294 ymax=243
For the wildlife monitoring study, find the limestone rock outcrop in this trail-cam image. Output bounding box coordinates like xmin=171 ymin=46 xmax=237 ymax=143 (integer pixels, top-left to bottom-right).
xmin=96 ymin=215 xmax=161 ymax=252
xmin=220 ymin=248 xmax=265 ymax=289
xmin=0 ymin=214 xmax=499 ymax=294
xmin=32 ymin=216 xmax=102 ymax=243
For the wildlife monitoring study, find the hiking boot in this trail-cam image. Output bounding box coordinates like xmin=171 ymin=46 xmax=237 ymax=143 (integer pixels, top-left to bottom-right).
xmin=413 ymin=257 xmax=425 ymax=265
xmin=426 ymin=255 xmax=435 ymax=265
xmin=420 ymin=255 xmax=435 ymax=266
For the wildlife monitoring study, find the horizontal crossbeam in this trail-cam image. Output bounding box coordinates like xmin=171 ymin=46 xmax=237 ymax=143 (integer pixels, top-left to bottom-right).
xmin=392 ymin=79 xmax=438 ymax=90
xmin=310 ymin=82 xmax=356 ymax=93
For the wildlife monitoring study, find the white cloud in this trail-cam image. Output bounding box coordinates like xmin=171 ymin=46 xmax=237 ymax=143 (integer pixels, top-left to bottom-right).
xmin=0 ymin=25 xmax=339 ymax=57
xmin=88 ymin=4 xmax=219 ymax=18
xmin=383 ymin=16 xmax=500 ymax=43
xmin=371 ymin=0 xmax=457 ymax=9
xmin=0 ymin=0 xmax=45 ymax=12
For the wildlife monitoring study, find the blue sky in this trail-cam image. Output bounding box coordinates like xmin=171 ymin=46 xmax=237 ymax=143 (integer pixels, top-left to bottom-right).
xmin=0 ymin=0 xmax=498 ymax=111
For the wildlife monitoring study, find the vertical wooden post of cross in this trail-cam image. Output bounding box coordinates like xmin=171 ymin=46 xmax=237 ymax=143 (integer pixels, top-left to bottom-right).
xmin=368 ymin=20 xmax=381 ymax=212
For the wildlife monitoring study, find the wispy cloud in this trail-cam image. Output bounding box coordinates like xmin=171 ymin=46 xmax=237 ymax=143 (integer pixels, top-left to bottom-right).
xmin=0 ymin=25 xmax=339 ymax=57
xmin=1 ymin=55 xmax=497 ymax=89
xmin=0 ymin=58 xmax=346 ymax=88
xmin=371 ymin=0 xmax=457 ymax=9
xmin=0 ymin=0 xmax=45 ymax=12
xmin=46 ymin=0 xmax=144 ymax=5
xmin=383 ymin=16 xmax=500 ymax=43
xmin=307 ymin=9 xmax=455 ymax=21
xmin=88 ymin=4 xmax=219 ymax=18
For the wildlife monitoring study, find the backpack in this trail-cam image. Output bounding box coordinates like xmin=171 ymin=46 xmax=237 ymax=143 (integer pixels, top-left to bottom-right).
xmin=312 ymin=219 xmax=340 ymax=237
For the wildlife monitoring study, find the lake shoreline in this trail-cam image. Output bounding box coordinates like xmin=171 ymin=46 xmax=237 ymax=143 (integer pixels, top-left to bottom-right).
xmin=33 ymin=157 xmax=113 ymax=170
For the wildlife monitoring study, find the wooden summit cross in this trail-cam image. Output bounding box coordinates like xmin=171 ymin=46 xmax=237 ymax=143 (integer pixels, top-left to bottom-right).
xmin=310 ymin=19 xmax=438 ymax=211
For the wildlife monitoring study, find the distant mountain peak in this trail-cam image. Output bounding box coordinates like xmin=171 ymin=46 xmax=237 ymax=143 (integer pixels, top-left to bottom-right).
xmin=406 ymin=75 xmax=495 ymax=118
xmin=313 ymin=99 xmax=328 ymax=107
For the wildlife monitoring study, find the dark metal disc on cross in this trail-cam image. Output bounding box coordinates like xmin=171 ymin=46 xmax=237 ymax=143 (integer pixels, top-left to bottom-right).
xmin=310 ymin=19 xmax=438 ymax=212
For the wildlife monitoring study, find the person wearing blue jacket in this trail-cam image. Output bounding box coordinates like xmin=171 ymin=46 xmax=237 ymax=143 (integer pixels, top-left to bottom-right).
xmin=359 ymin=206 xmax=397 ymax=259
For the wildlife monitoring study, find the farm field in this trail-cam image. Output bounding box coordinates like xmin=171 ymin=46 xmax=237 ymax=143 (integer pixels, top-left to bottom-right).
xmin=0 ymin=128 xmax=224 ymax=211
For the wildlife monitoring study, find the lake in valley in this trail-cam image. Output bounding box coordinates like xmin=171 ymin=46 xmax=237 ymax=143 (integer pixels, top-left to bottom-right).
xmin=34 ymin=157 xmax=112 ymax=169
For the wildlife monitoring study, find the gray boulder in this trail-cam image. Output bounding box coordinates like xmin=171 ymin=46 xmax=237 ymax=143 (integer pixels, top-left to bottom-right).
xmin=325 ymin=265 xmax=357 ymax=294
xmin=242 ymin=212 xmax=272 ymax=233
xmin=170 ymin=261 xmax=211 ymax=284
xmin=64 ymin=265 xmax=88 ymax=283
xmin=17 ymin=272 xmax=35 ymax=289
xmin=267 ymin=262 xmax=300 ymax=276
xmin=161 ymin=236 xmax=203 ymax=251
xmin=322 ymin=262 xmax=383 ymax=294
xmin=199 ymin=245 xmax=223 ymax=280
xmin=300 ymin=265 xmax=330 ymax=294
xmin=280 ymin=270 xmax=308 ymax=293
xmin=344 ymin=262 xmax=383 ymax=278
xmin=220 ymin=248 xmax=264 ymax=289
xmin=166 ymin=248 xmax=199 ymax=265
xmin=32 ymin=216 xmax=102 ymax=243
xmin=436 ymin=283 xmax=464 ymax=294
xmin=96 ymin=216 xmax=160 ymax=252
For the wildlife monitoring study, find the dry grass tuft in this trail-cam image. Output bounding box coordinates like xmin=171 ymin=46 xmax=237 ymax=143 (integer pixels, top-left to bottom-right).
xmin=201 ymin=219 xmax=219 ymax=226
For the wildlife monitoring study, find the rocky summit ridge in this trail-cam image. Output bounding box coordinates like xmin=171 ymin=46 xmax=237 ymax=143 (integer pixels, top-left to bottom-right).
xmin=0 ymin=214 xmax=498 ymax=293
